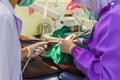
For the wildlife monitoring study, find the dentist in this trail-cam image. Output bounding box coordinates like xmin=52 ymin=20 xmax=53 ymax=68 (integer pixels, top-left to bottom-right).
xmin=59 ymin=0 xmax=120 ymax=80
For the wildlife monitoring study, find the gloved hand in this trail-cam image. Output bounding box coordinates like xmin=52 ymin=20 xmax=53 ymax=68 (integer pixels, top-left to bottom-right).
xmin=26 ymin=42 xmax=47 ymax=58
xmin=34 ymin=44 xmax=47 ymax=56
xmin=65 ymin=34 xmax=76 ymax=40
xmin=58 ymin=39 xmax=76 ymax=54
xmin=65 ymin=34 xmax=84 ymax=43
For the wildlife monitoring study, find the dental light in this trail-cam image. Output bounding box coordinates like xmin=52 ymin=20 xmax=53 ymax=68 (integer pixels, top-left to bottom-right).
xmin=29 ymin=2 xmax=61 ymax=20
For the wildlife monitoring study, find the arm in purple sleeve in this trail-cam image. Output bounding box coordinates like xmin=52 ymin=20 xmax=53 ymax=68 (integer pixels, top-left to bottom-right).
xmin=71 ymin=6 xmax=120 ymax=80
xmin=71 ymin=46 xmax=100 ymax=79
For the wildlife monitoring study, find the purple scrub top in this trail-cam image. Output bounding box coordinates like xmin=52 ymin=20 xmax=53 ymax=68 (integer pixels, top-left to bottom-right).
xmin=71 ymin=1 xmax=120 ymax=80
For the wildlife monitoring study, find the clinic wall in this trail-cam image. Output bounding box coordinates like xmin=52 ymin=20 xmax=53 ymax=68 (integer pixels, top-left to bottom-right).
xmin=15 ymin=6 xmax=50 ymax=36
xmin=15 ymin=2 xmax=68 ymax=36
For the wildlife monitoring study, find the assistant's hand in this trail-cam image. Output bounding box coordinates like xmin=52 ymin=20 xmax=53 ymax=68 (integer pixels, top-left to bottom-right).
xmin=26 ymin=42 xmax=47 ymax=57
xmin=58 ymin=39 xmax=76 ymax=54
xmin=34 ymin=44 xmax=47 ymax=56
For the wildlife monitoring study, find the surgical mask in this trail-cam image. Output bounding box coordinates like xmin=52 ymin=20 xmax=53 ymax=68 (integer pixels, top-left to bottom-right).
xmin=90 ymin=11 xmax=99 ymax=20
xmin=17 ymin=0 xmax=35 ymax=6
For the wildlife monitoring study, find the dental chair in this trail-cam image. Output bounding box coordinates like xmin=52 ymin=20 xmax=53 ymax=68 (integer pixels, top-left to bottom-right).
xmin=24 ymin=72 xmax=83 ymax=80
xmin=24 ymin=74 xmax=59 ymax=80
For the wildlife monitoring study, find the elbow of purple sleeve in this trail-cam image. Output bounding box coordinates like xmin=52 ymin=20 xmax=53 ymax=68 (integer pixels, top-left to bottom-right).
xmin=71 ymin=46 xmax=97 ymax=75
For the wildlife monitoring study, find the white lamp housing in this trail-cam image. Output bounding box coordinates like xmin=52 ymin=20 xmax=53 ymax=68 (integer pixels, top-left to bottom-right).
xmin=29 ymin=2 xmax=61 ymax=20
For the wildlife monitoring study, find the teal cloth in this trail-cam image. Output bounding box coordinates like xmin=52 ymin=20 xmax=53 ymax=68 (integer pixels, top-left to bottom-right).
xmin=17 ymin=0 xmax=35 ymax=6
xmin=42 ymin=44 xmax=74 ymax=65
xmin=42 ymin=35 xmax=90 ymax=65
xmin=52 ymin=26 xmax=70 ymax=38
